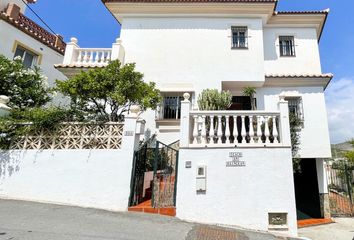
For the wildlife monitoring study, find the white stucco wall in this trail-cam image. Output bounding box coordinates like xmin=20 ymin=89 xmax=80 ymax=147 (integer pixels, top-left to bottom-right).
xmin=263 ymin=27 xmax=322 ymax=75
xmin=0 ymin=149 xmax=134 ymax=211
xmin=121 ymin=17 xmax=266 ymax=94
xmin=257 ymin=86 xmax=331 ymax=158
xmin=0 ymin=21 xmax=67 ymax=104
xmin=176 ymin=147 xmax=298 ymax=236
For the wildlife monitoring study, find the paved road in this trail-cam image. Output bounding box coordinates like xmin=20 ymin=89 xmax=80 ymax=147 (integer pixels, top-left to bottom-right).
xmin=0 ymin=199 xmax=298 ymax=240
xmin=298 ymin=218 xmax=354 ymax=240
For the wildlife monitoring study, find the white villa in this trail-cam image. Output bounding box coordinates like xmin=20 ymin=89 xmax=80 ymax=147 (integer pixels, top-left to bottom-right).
xmin=0 ymin=0 xmax=333 ymax=237
xmin=0 ymin=0 xmax=66 ymax=93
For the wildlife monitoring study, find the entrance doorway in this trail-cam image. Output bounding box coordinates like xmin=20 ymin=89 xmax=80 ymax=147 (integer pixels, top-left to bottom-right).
xmin=293 ymin=159 xmax=322 ymax=220
xmin=129 ymin=139 xmax=179 ymax=216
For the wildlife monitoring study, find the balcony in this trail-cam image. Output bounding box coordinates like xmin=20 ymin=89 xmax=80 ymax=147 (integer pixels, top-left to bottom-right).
xmin=179 ymin=94 xmax=292 ymax=148
xmin=55 ymin=38 xmax=125 ymax=78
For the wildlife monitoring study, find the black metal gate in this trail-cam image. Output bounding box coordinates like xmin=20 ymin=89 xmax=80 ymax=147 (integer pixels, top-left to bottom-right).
xmin=129 ymin=139 xmax=179 ymax=208
xmin=327 ymin=161 xmax=354 ymax=216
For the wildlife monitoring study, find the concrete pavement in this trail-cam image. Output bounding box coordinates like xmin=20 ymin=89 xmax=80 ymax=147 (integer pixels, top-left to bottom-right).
xmin=0 ymin=199 xmax=300 ymax=240
xmin=298 ymin=218 xmax=354 ymax=240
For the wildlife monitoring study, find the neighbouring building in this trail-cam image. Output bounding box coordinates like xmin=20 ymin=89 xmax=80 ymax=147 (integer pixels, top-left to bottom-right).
xmin=0 ymin=0 xmax=66 ymax=94
xmin=0 ymin=0 xmax=333 ymax=237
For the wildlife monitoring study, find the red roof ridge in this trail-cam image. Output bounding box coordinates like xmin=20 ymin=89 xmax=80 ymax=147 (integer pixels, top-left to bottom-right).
xmin=102 ymin=0 xmax=277 ymax=3
xmin=274 ymin=9 xmax=330 ymax=15
xmin=0 ymin=11 xmax=66 ymax=55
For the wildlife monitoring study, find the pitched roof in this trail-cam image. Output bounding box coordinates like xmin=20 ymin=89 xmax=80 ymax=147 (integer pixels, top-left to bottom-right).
xmin=102 ymin=0 xmax=276 ymax=2
xmin=0 ymin=11 xmax=66 ymax=55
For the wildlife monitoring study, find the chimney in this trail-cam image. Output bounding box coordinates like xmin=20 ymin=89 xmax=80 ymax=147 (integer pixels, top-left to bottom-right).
xmin=55 ymin=34 xmax=66 ymax=50
xmin=5 ymin=4 xmax=21 ymax=20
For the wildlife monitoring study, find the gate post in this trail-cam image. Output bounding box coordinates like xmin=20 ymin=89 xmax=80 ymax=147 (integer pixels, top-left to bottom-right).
xmin=180 ymin=93 xmax=191 ymax=148
xmin=278 ymin=97 xmax=291 ymax=147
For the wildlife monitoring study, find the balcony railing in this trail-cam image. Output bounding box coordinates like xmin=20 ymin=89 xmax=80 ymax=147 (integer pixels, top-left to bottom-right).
xmin=75 ymin=48 xmax=112 ymax=66
xmin=179 ymin=93 xmax=291 ymax=148
xmin=59 ymin=38 xmax=125 ymax=68
xmin=190 ymin=111 xmax=280 ymax=147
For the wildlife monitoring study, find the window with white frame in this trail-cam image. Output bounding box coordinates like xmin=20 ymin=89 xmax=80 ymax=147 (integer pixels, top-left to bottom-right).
xmin=279 ymin=36 xmax=296 ymax=57
xmin=14 ymin=45 xmax=38 ymax=68
xmin=285 ymin=97 xmax=304 ymax=122
xmin=231 ymin=27 xmax=248 ymax=49
xmin=156 ymin=94 xmax=184 ymax=120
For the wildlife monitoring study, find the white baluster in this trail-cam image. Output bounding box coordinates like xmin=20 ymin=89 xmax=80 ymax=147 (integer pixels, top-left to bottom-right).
xmin=241 ymin=115 xmax=246 ymax=144
xmin=201 ymin=115 xmax=207 ymax=145
xmin=99 ymin=51 xmax=104 ymax=64
xmin=249 ymin=115 xmax=255 ymax=144
xmin=233 ymin=115 xmax=238 ymax=144
xmin=225 ymin=115 xmax=230 ymax=144
xmin=272 ymin=115 xmax=279 ymax=144
xmin=83 ymin=51 xmax=88 ymax=63
xmin=76 ymin=50 xmax=82 ymax=64
xmin=94 ymin=51 xmax=99 ymax=64
xmin=264 ymin=116 xmax=270 ymax=144
xmin=209 ymin=115 xmax=215 ymax=145
xmin=89 ymin=50 xmax=94 ymax=64
xmin=193 ymin=115 xmax=198 ymax=145
xmin=217 ymin=115 xmax=222 ymax=144
xmin=256 ymin=116 xmax=262 ymax=144
xmin=106 ymin=51 xmax=111 ymax=63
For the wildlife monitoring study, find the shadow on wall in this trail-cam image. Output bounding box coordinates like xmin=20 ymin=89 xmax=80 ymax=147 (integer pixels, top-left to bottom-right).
xmin=0 ymin=151 xmax=22 ymax=179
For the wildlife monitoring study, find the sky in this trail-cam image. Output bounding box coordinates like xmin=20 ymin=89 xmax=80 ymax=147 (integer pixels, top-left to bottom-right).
xmin=25 ymin=0 xmax=354 ymax=144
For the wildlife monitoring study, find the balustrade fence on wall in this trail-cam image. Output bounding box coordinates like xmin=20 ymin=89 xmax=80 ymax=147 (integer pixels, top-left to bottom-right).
xmin=190 ymin=111 xmax=281 ymax=147
xmin=179 ymin=94 xmax=291 ymax=148
xmin=75 ymin=48 xmax=112 ymax=66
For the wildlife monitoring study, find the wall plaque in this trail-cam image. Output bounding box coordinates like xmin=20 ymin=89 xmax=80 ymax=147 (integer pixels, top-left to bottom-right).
xmin=124 ymin=131 xmax=134 ymax=136
xmin=226 ymin=152 xmax=246 ymax=167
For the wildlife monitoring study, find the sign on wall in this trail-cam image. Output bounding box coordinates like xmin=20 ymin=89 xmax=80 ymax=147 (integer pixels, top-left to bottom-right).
xmin=226 ymin=152 xmax=246 ymax=167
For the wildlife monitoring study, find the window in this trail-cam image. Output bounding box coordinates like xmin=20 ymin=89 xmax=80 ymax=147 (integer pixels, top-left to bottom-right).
xmin=231 ymin=27 xmax=248 ymax=49
xmin=14 ymin=45 xmax=38 ymax=68
xmin=279 ymin=36 xmax=295 ymax=57
xmin=156 ymin=95 xmax=183 ymax=120
xmin=286 ymin=97 xmax=304 ymax=121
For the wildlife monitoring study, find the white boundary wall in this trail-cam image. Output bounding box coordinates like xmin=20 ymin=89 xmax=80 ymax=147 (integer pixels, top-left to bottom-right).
xmin=176 ymin=147 xmax=298 ymax=236
xmin=0 ymin=113 xmax=143 ymax=211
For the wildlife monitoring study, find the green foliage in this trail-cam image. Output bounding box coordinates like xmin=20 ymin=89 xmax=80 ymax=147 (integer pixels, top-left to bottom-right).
xmin=344 ymin=151 xmax=354 ymax=164
xmin=197 ymin=89 xmax=232 ymax=110
xmin=348 ymin=139 xmax=354 ymax=147
xmin=0 ymin=55 xmax=51 ymax=109
xmin=242 ymin=87 xmax=257 ymax=110
xmin=55 ymin=60 xmax=161 ymax=122
xmin=0 ymin=107 xmax=82 ymax=149
xmin=289 ymin=112 xmax=302 ymax=172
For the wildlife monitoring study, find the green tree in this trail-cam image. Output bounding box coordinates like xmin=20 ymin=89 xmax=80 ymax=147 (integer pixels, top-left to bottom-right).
xmin=0 ymin=55 xmax=51 ymax=109
xmin=197 ymin=89 xmax=232 ymax=110
xmin=242 ymin=86 xmax=257 ymax=110
xmin=55 ymin=60 xmax=161 ymax=122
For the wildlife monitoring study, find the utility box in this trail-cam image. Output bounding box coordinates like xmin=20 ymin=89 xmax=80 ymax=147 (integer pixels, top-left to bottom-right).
xmin=196 ymin=165 xmax=206 ymax=194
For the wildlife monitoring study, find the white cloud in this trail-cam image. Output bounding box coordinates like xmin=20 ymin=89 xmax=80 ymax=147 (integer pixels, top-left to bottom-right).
xmin=325 ymin=78 xmax=354 ymax=144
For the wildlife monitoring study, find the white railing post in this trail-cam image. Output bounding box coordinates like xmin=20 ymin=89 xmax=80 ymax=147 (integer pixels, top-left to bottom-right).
xmin=180 ymin=93 xmax=191 ymax=148
xmin=111 ymin=38 xmax=125 ymax=64
xmin=278 ymin=97 xmax=291 ymax=146
xmin=121 ymin=105 xmax=142 ymax=152
xmin=63 ymin=37 xmax=79 ymax=65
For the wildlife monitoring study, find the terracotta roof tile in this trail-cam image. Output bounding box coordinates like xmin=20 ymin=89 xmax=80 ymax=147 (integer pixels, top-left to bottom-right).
xmin=102 ymin=0 xmax=276 ymax=3
xmin=275 ymin=9 xmax=330 ymax=15
xmin=54 ymin=64 xmax=107 ymax=69
xmin=265 ymin=73 xmax=333 ymax=79
xmin=0 ymin=11 xmax=66 ymax=55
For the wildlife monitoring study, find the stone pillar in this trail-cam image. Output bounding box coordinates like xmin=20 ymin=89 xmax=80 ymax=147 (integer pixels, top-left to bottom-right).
xmin=316 ymin=158 xmax=331 ymax=218
xmin=0 ymin=95 xmax=11 ymax=116
xmin=111 ymin=38 xmax=125 ymax=64
xmin=121 ymin=105 xmax=143 ymax=152
xmin=63 ymin=37 xmax=79 ymax=65
xmin=179 ymin=93 xmax=191 ymax=148
xmin=278 ymin=97 xmax=291 ymax=147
